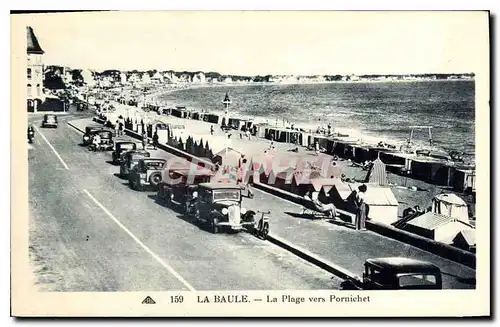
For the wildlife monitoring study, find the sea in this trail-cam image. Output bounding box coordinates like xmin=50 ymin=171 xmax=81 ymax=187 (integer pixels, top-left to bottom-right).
xmin=158 ymin=80 xmax=476 ymax=164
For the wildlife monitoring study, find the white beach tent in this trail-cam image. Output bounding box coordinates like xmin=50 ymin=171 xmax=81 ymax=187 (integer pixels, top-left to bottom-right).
xmin=431 ymin=193 xmax=469 ymax=224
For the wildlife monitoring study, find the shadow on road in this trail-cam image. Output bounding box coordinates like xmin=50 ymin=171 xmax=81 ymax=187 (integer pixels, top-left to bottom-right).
xmin=284 ymin=211 xmax=321 ymax=221
xmin=113 ymin=173 xmax=127 ymax=180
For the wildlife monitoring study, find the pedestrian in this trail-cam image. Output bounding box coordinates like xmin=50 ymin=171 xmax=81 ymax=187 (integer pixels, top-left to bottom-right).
xmin=314 ymin=141 xmax=320 ymax=155
xmin=91 ymin=133 xmax=101 ymax=152
xmin=246 ymin=181 xmax=254 ymax=199
xmin=245 ymin=129 xmax=251 ymax=140
xmin=142 ymin=131 xmax=148 ymax=150
xmin=210 ymin=125 xmax=214 ymax=136
xmin=354 ymin=184 xmax=368 ymax=230
xmin=115 ymin=120 xmax=120 ymax=136
xmin=152 ymin=131 xmax=159 ymax=150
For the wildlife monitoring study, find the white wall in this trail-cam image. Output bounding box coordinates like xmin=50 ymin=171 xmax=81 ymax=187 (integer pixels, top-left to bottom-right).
xmin=368 ymin=205 xmax=398 ymax=225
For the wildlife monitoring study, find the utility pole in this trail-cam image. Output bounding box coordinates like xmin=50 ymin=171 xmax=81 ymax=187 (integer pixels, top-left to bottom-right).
xmin=222 ymin=92 xmax=232 ymax=166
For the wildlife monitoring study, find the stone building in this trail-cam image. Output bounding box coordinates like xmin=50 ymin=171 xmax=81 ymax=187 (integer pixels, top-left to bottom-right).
xmin=27 ymin=26 xmax=45 ymax=112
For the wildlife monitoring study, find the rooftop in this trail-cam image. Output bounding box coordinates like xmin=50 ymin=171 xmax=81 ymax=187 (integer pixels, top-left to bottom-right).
xmin=27 ymin=26 xmax=44 ymax=54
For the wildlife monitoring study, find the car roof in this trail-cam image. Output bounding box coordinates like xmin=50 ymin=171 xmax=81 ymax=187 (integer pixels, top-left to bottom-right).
xmin=44 ymin=114 xmax=57 ymax=118
xmin=140 ymin=158 xmax=166 ymax=163
xmin=117 ymin=141 xmax=136 ymax=146
xmin=126 ymin=150 xmax=150 ymax=156
xmin=170 ymin=168 xmax=214 ymax=177
xmin=365 ymin=257 xmax=441 ymax=273
xmin=198 ymin=182 xmax=241 ymax=190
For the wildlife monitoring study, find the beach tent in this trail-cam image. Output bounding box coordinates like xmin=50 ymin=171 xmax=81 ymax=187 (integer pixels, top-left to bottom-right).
xmin=402 ymin=212 xmax=474 ymax=244
xmin=267 ymin=166 xmax=296 ymax=191
xmin=336 ymin=183 xmax=398 ymax=225
xmin=212 ymin=147 xmax=244 ymax=167
xmin=431 ymin=193 xmax=469 ymax=224
xmin=365 ymin=158 xmax=388 ymax=186
xmin=453 ymin=229 xmax=476 ymax=252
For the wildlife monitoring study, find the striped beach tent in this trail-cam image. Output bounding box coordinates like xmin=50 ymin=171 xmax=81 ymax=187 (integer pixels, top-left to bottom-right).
xmin=365 ymin=158 xmax=388 ymax=186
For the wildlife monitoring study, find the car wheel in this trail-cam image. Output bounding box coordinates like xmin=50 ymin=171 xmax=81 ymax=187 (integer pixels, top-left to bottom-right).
xmin=164 ymin=192 xmax=172 ymax=206
xmin=149 ymin=172 xmax=162 ymax=186
xmin=261 ymin=223 xmax=269 ymax=240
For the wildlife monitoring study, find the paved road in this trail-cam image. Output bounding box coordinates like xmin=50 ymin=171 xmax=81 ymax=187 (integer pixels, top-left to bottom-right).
xmin=28 ymin=114 xmax=341 ymax=291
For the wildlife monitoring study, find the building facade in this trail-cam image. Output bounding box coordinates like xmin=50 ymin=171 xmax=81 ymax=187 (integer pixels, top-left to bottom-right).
xmin=27 ymin=26 xmax=45 ymax=112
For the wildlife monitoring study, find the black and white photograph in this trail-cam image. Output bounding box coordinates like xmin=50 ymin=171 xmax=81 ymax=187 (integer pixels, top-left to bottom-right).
xmin=10 ymin=10 xmax=490 ymax=317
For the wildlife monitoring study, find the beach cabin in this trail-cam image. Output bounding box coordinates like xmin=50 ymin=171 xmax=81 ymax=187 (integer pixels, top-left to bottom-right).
xmin=402 ymin=212 xmax=475 ymax=244
xmin=364 ymin=158 xmax=388 ymax=186
xmin=228 ymin=118 xmax=247 ymax=131
xmin=452 ymin=169 xmax=476 ymax=194
xmin=203 ymin=113 xmax=221 ymax=124
xmin=431 ymin=193 xmax=469 ymax=224
xmin=171 ymin=106 xmax=188 ymax=119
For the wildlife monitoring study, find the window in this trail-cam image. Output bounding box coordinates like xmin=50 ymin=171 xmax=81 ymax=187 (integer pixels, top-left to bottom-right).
xmin=398 ymin=274 xmax=437 ymax=288
xmin=27 ymin=84 xmax=32 ymax=97
xmin=213 ymin=190 xmax=240 ymax=201
xmin=27 ymin=68 xmax=32 ymax=80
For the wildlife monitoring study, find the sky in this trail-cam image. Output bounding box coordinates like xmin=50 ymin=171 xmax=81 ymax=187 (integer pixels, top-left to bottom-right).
xmin=14 ymin=11 xmax=488 ymax=75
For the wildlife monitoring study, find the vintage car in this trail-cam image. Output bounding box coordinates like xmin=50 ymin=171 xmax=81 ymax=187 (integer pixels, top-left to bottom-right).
xmin=112 ymin=141 xmax=137 ymax=164
xmin=82 ymin=126 xmax=106 ymax=145
xmin=156 ymin=167 xmax=214 ymax=209
xmin=128 ymin=158 xmax=167 ymax=191
xmin=87 ymin=130 xmax=114 ymax=151
xmin=186 ymin=183 xmax=256 ymax=234
xmin=119 ymin=150 xmax=151 ymax=177
xmin=340 ymin=257 xmax=443 ymax=290
xmin=41 ymin=114 xmax=58 ymax=128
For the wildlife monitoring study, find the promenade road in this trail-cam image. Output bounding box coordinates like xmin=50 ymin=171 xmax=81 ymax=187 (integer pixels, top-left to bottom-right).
xmin=28 ymin=114 xmax=341 ymax=291
xmin=73 ymin=115 xmax=475 ymax=289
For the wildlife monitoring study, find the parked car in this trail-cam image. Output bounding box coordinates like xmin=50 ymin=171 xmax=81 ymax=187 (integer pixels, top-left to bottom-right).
xmin=119 ymin=150 xmax=151 ymax=177
xmin=340 ymin=257 xmax=443 ymax=290
xmin=41 ymin=114 xmax=58 ymax=128
xmin=82 ymin=126 xmax=105 ymax=145
xmin=87 ymin=130 xmax=114 ymax=151
xmin=185 ymin=182 xmax=256 ymax=234
xmin=128 ymin=158 xmax=167 ymax=191
xmin=112 ymin=141 xmax=137 ymax=164
xmin=156 ymin=167 xmax=213 ymax=209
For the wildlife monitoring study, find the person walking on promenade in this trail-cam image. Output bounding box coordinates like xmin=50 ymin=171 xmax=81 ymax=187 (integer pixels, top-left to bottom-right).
xmin=354 ymin=184 xmax=368 ymax=230
xmin=314 ymin=141 xmax=320 ymax=155
xmin=119 ymin=116 xmax=125 ymax=136
xmin=152 ymin=131 xmax=159 ymax=150
xmin=114 ymin=119 xmax=120 ymax=137
xmin=142 ymin=131 xmax=148 ymax=150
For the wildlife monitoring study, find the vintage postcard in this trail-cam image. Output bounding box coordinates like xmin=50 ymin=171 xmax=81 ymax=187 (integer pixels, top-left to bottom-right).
xmin=11 ymin=11 xmax=490 ymax=317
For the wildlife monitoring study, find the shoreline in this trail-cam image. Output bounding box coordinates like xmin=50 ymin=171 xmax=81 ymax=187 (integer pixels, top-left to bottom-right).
xmin=141 ymin=83 xmax=475 ymax=165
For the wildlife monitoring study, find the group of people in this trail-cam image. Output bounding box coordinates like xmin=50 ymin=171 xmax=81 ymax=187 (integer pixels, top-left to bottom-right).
xmin=141 ymin=130 xmax=160 ymax=150
xmin=306 ymin=183 xmax=368 ymax=231
xmin=114 ymin=115 xmax=126 ymax=137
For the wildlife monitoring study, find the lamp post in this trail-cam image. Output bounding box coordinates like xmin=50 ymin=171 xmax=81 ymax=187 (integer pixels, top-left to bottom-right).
xmin=222 ymin=92 xmax=232 ymax=166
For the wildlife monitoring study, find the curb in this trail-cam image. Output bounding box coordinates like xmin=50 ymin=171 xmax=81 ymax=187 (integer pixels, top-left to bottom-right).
xmin=266 ymin=233 xmax=358 ymax=281
xmin=67 ymin=121 xmax=85 ymax=134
